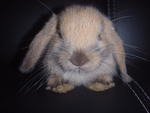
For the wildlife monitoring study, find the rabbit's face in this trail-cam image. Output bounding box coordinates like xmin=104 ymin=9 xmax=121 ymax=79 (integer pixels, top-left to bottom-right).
xmin=51 ymin=6 xmax=111 ymax=74
xmin=55 ymin=37 xmax=110 ymax=74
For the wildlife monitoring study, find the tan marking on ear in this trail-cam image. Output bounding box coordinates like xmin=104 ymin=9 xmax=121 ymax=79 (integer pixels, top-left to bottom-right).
xmin=20 ymin=14 xmax=57 ymax=73
xmin=101 ymin=16 xmax=131 ymax=82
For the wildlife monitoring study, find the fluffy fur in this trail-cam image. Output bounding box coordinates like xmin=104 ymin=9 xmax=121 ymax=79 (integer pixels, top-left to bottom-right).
xmin=20 ymin=5 xmax=131 ymax=93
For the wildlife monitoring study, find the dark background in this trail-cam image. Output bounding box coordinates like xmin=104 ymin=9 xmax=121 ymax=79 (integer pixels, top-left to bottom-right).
xmin=0 ymin=0 xmax=150 ymax=113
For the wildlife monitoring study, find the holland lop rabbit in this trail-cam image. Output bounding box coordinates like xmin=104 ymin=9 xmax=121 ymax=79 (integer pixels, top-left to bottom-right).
xmin=20 ymin=5 xmax=131 ymax=93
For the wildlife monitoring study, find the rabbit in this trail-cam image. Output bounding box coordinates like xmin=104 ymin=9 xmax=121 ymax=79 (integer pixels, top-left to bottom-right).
xmin=20 ymin=5 xmax=132 ymax=93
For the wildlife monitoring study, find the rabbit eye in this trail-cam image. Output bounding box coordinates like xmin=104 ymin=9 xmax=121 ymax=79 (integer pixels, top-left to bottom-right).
xmin=58 ymin=31 xmax=63 ymax=39
xmin=98 ymin=34 xmax=102 ymax=40
xmin=94 ymin=47 xmax=101 ymax=51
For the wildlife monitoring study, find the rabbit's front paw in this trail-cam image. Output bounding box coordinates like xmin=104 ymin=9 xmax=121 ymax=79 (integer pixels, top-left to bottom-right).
xmin=86 ymin=75 xmax=115 ymax=92
xmin=52 ymin=83 xmax=74 ymax=93
xmin=46 ymin=75 xmax=74 ymax=93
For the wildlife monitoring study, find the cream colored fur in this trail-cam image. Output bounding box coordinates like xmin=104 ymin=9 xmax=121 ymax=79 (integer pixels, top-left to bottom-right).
xmin=20 ymin=5 xmax=131 ymax=93
xmin=59 ymin=6 xmax=103 ymax=49
xmin=20 ymin=14 xmax=57 ymax=73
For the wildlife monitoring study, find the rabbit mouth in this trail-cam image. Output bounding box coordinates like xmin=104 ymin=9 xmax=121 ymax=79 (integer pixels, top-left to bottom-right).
xmin=72 ymin=67 xmax=87 ymax=73
xmin=62 ymin=67 xmax=87 ymax=73
xmin=62 ymin=65 xmax=101 ymax=74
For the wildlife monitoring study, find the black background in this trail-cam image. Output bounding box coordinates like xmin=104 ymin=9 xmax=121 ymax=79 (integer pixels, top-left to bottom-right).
xmin=1 ymin=0 xmax=150 ymax=113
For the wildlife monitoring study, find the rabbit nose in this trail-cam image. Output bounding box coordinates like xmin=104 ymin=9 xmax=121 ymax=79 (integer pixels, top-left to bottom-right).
xmin=70 ymin=51 xmax=89 ymax=66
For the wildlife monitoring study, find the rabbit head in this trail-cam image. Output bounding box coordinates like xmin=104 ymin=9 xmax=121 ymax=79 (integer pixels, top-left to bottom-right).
xmin=52 ymin=6 xmax=108 ymax=72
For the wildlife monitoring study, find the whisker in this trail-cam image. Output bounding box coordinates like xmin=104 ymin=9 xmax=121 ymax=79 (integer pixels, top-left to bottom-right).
xmin=23 ymin=68 xmax=47 ymax=94
xmin=131 ymin=78 xmax=150 ymax=101
xmin=24 ymin=72 xmax=47 ymax=94
xmin=125 ymin=59 xmax=139 ymax=70
xmin=117 ymin=76 xmax=150 ymax=113
xmin=24 ymin=64 xmax=48 ymax=79
xmin=126 ymin=53 xmax=150 ymax=62
xmin=36 ymin=75 xmax=48 ymax=90
xmin=97 ymin=59 xmax=150 ymax=113
xmin=18 ymin=64 xmax=48 ymax=94
xmin=126 ymin=83 xmax=149 ymax=113
xmin=37 ymin=0 xmax=54 ymax=14
xmin=124 ymin=43 xmax=143 ymax=51
xmin=124 ymin=43 xmax=150 ymax=56
xmin=112 ymin=15 xmax=134 ymax=22
xmin=113 ymin=51 xmax=150 ymax=62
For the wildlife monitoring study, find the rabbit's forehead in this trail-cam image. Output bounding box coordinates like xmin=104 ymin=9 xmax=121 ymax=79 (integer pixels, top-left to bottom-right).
xmin=60 ymin=6 xmax=103 ymax=49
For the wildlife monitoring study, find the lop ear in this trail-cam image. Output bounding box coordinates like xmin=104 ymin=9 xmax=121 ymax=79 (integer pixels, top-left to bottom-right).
xmin=20 ymin=14 xmax=57 ymax=73
xmin=101 ymin=16 xmax=132 ymax=82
